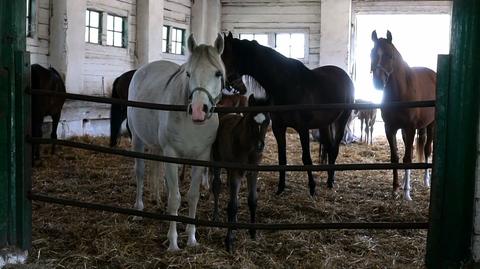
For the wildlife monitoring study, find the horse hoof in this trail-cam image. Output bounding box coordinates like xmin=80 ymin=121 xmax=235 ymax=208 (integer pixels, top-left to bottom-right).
xmin=249 ymin=229 xmax=257 ymax=240
xmin=167 ymin=245 xmax=181 ymax=252
xmin=132 ymin=216 xmax=143 ymax=221
xmin=275 ymin=187 xmax=285 ymax=195
xmin=327 ymin=181 xmax=334 ymax=189
xmin=187 ymin=239 xmax=199 ymax=247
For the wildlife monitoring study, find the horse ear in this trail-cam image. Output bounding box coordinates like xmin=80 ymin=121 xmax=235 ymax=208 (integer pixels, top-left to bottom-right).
xmin=214 ymin=33 xmax=224 ymax=54
xmin=228 ymin=31 xmax=233 ymax=39
xmin=187 ymin=33 xmax=197 ymax=53
xmin=386 ymin=30 xmax=392 ymax=43
xmin=371 ymin=30 xmax=378 ymax=42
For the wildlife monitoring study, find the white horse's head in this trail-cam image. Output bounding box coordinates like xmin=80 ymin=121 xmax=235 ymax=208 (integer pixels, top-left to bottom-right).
xmin=186 ymin=33 xmax=225 ymax=123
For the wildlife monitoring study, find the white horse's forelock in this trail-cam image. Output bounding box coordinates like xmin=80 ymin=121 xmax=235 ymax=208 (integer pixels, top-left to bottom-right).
xmin=242 ymin=75 xmax=267 ymax=99
xmin=187 ymin=45 xmax=225 ymax=78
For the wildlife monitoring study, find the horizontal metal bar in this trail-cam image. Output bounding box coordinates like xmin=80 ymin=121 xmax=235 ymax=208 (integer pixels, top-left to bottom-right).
xmin=27 ymin=137 xmax=433 ymax=171
xmin=28 ymin=89 xmax=435 ymax=113
xmin=29 ymin=193 xmax=429 ymax=230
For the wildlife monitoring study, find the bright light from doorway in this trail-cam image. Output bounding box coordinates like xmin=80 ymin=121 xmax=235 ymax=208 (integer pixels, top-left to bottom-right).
xmin=353 ymin=14 xmax=451 ymax=103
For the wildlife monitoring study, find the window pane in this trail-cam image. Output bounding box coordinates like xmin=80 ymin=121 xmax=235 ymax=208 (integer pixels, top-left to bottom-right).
xmin=90 ymin=12 xmax=99 ymax=27
xmin=176 ymin=43 xmax=182 ymax=54
xmin=107 ymin=15 xmax=114 ymax=30
xmin=240 ymin=34 xmax=253 ymax=41
xmin=90 ymin=28 xmax=99 ymax=43
xmin=176 ymin=30 xmax=182 ymax=42
xmin=85 ymin=28 xmax=89 ymax=42
xmin=171 ymin=29 xmax=177 ymax=42
xmin=107 ymin=31 xmax=113 ymax=45
xmin=115 ymin=17 xmax=123 ymax=32
xmin=85 ymin=11 xmax=90 ymax=25
xmin=254 ymin=34 xmax=268 ymax=46
xmin=162 ymin=40 xmax=167 ymax=52
xmin=162 ymin=26 xmax=168 ymax=39
xmin=291 ymin=33 xmax=305 ymax=59
xmin=114 ymin=32 xmax=122 ymax=47
xmin=275 ymin=33 xmax=291 ymax=57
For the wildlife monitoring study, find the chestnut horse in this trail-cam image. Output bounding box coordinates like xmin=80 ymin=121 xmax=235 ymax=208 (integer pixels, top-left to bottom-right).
xmin=354 ymin=99 xmax=377 ymax=145
xmin=370 ymin=30 xmax=435 ymax=200
xmin=211 ymin=95 xmax=270 ymax=252
xmin=221 ymin=32 xmax=355 ymax=196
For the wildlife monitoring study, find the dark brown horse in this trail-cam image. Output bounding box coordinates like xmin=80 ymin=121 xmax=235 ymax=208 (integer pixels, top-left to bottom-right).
xmin=211 ymin=95 xmax=270 ymax=252
xmin=370 ymin=30 xmax=435 ymax=200
xmin=110 ymin=69 xmax=136 ymax=147
xmin=31 ymin=64 xmax=66 ymax=161
xmin=221 ymin=32 xmax=355 ymax=196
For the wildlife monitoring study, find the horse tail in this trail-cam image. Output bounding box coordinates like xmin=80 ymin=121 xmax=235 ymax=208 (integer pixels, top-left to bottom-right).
xmin=416 ymin=128 xmax=426 ymax=163
xmin=110 ymin=76 xmax=124 ymax=147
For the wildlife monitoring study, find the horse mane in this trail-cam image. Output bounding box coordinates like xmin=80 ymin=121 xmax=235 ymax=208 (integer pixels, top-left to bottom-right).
xmin=242 ymin=75 xmax=267 ymax=99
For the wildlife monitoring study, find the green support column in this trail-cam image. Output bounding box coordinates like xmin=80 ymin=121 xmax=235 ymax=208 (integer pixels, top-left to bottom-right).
xmin=0 ymin=0 xmax=31 ymax=251
xmin=426 ymin=0 xmax=480 ymax=267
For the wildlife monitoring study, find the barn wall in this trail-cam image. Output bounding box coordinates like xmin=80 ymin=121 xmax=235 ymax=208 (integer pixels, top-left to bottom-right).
xmin=26 ymin=0 xmax=50 ymax=66
xmin=83 ymin=0 xmax=137 ymax=97
xmin=220 ymin=0 xmax=322 ymax=68
xmin=162 ymin=0 xmax=192 ymax=64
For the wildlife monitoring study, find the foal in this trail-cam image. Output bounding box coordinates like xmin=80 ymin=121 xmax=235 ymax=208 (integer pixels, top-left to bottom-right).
xmin=211 ymin=95 xmax=270 ymax=252
xmin=355 ymin=99 xmax=377 ymax=145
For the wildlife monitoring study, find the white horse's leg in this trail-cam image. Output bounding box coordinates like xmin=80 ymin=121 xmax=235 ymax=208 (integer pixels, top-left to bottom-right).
xmin=150 ymin=147 xmax=164 ymax=206
xmin=424 ymin=156 xmax=431 ymax=188
xmin=132 ymin=134 xmax=146 ymax=212
xmin=165 ymin=161 xmax=181 ymax=251
xmin=201 ymin=167 xmax=209 ymax=190
xmin=403 ymin=169 xmax=412 ymax=201
xmin=186 ymin=165 xmax=204 ymax=247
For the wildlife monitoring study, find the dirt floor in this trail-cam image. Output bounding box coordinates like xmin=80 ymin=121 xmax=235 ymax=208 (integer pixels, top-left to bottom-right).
xmin=25 ymin=129 xmax=430 ymax=268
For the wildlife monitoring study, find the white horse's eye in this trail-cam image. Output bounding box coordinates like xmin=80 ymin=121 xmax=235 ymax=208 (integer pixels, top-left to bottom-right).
xmin=215 ymin=70 xmax=222 ymax=77
xmin=186 ymin=71 xmax=191 ymax=77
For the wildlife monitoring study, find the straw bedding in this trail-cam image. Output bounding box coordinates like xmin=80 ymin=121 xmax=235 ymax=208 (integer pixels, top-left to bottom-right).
xmin=26 ymin=129 xmax=430 ymax=268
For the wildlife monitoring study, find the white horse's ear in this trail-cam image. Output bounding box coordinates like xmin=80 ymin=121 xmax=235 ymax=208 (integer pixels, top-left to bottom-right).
xmin=187 ymin=33 xmax=197 ymax=53
xmin=214 ymin=33 xmax=224 ymax=54
xmin=386 ymin=30 xmax=392 ymax=43
xmin=371 ymin=30 xmax=378 ymax=42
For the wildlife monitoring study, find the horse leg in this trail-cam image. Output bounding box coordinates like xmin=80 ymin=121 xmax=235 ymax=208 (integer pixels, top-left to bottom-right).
xmin=360 ymin=118 xmax=364 ymax=143
xmin=385 ymin=125 xmax=400 ymax=195
xmin=50 ymin=113 xmax=61 ymax=154
xmin=109 ymin=102 xmax=125 ymax=147
xmin=164 ymin=158 xmax=181 ymax=251
xmin=424 ymin=123 xmax=435 ymax=187
xmin=149 ymin=147 xmax=163 ymax=207
xmin=225 ymin=170 xmax=241 ymax=252
xmin=186 ymin=165 xmax=204 ymax=247
xmin=246 ymin=171 xmax=258 ymax=240
xmin=369 ymin=120 xmax=374 ymax=145
xmin=31 ymin=116 xmax=43 ymax=162
xmin=298 ymin=128 xmax=316 ymax=196
xmin=212 ymin=167 xmax=222 ymax=222
xmin=272 ymin=122 xmax=287 ymax=195
xmin=132 ymin=134 xmax=146 ymax=212
xmin=402 ymin=127 xmax=416 ymax=201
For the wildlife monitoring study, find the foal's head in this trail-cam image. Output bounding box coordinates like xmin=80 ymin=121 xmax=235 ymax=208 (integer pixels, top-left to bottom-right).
xmin=370 ymin=30 xmax=400 ymax=90
xmin=185 ymin=33 xmax=225 ymax=123
xmin=245 ymin=95 xmax=271 ymax=152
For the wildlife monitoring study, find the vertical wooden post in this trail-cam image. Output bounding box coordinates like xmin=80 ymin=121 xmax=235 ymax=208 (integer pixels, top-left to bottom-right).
xmin=426 ymin=0 xmax=480 ymax=267
xmin=0 ymin=0 xmax=30 ymax=251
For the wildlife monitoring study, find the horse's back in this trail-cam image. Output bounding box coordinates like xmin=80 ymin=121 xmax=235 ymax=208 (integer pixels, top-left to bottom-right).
xmin=312 ymin=65 xmax=355 ymax=103
xmin=411 ymin=67 xmax=436 ymax=100
xmin=31 ymin=64 xmax=66 ymax=115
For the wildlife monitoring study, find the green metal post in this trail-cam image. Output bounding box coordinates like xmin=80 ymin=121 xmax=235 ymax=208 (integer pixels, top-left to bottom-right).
xmin=0 ymin=0 xmax=31 ymax=250
xmin=426 ymin=0 xmax=480 ymax=267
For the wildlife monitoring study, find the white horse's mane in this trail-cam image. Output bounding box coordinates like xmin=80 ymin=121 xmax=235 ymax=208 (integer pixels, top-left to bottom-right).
xmin=242 ymin=75 xmax=267 ymax=99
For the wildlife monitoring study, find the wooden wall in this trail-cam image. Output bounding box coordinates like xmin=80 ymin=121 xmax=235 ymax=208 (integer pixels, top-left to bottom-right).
xmin=221 ymin=0 xmax=322 ymax=68
xmin=26 ymin=0 xmax=50 ymax=66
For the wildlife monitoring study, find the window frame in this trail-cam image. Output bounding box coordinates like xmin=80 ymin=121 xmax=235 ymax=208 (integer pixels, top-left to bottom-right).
xmin=236 ymin=30 xmax=309 ymax=63
xmin=162 ymin=25 xmax=186 ymax=55
xmin=26 ymin=0 xmax=36 ymax=37
xmin=106 ymin=13 xmax=127 ymax=48
xmin=85 ymin=9 xmax=102 ymax=45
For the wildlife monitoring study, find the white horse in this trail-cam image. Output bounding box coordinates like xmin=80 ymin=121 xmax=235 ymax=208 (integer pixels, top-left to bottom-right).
xmin=127 ymin=33 xmax=225 ymax=251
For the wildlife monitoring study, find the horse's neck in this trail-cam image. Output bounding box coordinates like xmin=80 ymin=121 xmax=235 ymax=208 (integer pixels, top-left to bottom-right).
xmin=384 ymin=61 xmax=413 ymax=101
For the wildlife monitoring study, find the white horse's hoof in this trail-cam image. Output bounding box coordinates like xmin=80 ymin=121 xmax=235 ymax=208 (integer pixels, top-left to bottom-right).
xmin=187 ymin=239 xmax=199 ymax=247
xmin=132 ymin=216 xmax=143 ymax=221
xmin=404 ymin=192 xmax=412 ymax=201
xmin=167 ymin=245 xmax=181 ymax=252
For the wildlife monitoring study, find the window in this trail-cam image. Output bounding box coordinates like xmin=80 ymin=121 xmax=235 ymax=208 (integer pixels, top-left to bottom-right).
xmin=85 ymin=10 xmax=101 ymax=44
xmin=26 ymin=0 xmax=34 ymax=36
xmin=275 ymin=33 xmax=305 ymax=59
xmin=162 ymin=26 xmax=185 ymax=55
xmin=106 ymin=14 xmax=126 ymax=47
xmin=239 ymin=33 xmax=269 ymax=47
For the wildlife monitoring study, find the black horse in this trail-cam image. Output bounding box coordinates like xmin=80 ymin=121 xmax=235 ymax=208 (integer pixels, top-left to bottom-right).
xmin=31 ymin=63 xmax=66 ymax=161
xmin=110 ymin=69 xmax=136 ymax=147
xmin=221 ymin=32 xmax=355 ymax=195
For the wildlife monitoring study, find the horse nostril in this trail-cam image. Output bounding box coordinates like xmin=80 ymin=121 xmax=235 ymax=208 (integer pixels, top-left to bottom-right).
xmin=202 ymin=104 xmax=209 ymax=113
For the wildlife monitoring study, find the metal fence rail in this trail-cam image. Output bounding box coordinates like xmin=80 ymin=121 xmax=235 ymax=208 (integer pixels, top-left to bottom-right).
xmin=29 ymin=193 xmax=429 ymax=230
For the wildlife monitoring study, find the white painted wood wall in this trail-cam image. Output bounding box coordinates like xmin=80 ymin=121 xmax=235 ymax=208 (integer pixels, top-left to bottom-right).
xmin=27 ymin=0 xmax=50 ymax=66
xmin=221 ymin=0 xmax=322 ymax=68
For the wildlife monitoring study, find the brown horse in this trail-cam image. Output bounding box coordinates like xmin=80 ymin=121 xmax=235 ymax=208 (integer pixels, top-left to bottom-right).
xmin=370 ymin=30 xmax=435 ymax=200
xmin=110 ymin=69 xmax=136 ymax=147
xmin=211 ymin=95 xmax=270 ymax=252
xmin=31 ymin=64 xmax=66 ymax=162
xmin=354 ymin=99 xmax=377 ymax=145
xmin=221 ymin=32 xmax=355 ymax=196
